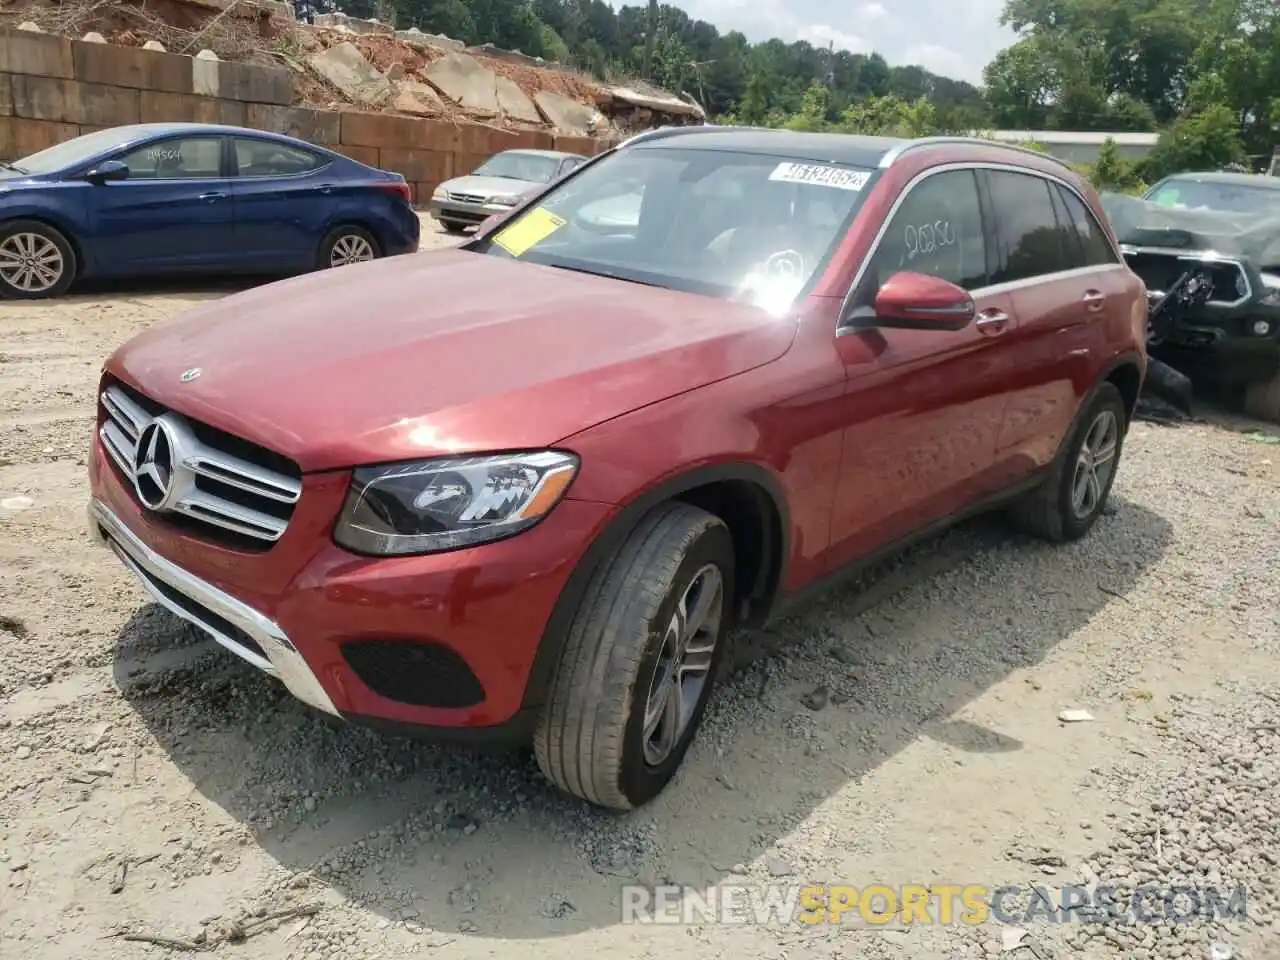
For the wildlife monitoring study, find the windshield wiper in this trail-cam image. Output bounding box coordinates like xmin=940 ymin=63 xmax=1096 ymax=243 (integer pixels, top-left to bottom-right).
xmin=0 ymin=161 xmax=27 ymax=173
xmin=543 ymin=261 xmax=663 ymax=288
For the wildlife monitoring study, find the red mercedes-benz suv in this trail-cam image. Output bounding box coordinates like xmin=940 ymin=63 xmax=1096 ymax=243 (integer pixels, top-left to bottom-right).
xmin=87 ymin=128 xmax=1147 ymax=810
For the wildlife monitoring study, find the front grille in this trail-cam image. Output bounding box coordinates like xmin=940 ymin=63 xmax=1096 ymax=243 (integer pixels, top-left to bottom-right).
xmin=448 ymin=191 xmax=486 ymax=204
xmin=98 ymin=378 xmax=302 ymax=550
xmin=1126 ymin=251 xmax=1250 ymax=307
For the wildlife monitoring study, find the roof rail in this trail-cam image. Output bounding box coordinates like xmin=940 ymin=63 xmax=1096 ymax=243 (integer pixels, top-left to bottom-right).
xmin=878 ymin=136 xmax=1078 ymax=173
xmin=615 ymin=124 xmax=710 ymax=150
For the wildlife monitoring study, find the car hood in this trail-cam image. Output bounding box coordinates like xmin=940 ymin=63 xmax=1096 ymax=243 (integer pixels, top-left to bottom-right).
xmin=1101 ymin=191 xmax=1280 ymax=268
xmin=443 ymin=174 xmax=540 ymax=198
xmin=107 ymin=250 xmax=799 ymax=472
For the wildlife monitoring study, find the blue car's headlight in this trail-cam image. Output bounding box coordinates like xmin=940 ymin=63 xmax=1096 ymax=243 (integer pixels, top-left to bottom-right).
xmin=333 ymin=451 xmax=579 ymax=556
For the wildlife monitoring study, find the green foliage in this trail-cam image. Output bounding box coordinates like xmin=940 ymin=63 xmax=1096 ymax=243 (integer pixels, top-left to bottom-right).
xmin=1140 ymin=103 xmax=1247 ymax=179
xmin=331 ymin=0 xmax=990 ymax=127
xmin=338 ymin=0 xmax=1280 ymax=186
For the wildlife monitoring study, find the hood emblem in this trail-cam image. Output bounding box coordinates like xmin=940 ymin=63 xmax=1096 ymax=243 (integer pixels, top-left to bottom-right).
xmin=133 ymin=419 xmax=177 ymax=510
xmin=179 ymin=367 xmax=202 ymax=383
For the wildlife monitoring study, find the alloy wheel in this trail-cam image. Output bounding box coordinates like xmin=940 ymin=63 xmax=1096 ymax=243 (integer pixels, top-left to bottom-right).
xmin=1071 ymin=409 xmax=1119 ymax=520
xmin=329 ymin=234 xmax=375 ymax=267
xmin=641 ymin=563 xmax=725 ymax=767
xmin=0 ymin=232 xmax=64 ymax=293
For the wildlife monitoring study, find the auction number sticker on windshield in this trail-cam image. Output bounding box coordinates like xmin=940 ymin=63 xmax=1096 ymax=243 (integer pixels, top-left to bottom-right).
xmin=769 ymin=162 xmax=869 ymax=191
xmin=492 ymin=207 xmax=567 ymax=257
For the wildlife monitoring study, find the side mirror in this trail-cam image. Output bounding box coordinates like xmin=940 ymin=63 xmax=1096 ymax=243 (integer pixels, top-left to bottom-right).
xmin=85 ymin=160 xmax=129 ymax=184
xmin=870 ymin=271 xmax=975 ymax=331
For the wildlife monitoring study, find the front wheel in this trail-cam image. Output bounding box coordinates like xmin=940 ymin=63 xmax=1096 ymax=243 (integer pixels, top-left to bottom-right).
xmin=1009 ymin=382 xmax=1128 ymax=542
xmin=0 ymin=220 xmax=77 ymax=300
xmin=440 ymin=220 xmax=469 ymax=235
xmin=1244 ymin=370 xmax=1280 ymax=424
xmin=534 ymin=502 xmax=735 ymax=810
xmin=317 ymin=225 xmax=380 ymax=270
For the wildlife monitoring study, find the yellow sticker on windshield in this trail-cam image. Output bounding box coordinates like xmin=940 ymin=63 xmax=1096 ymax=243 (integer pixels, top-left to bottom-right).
xmin=491 ymin=207 xmax=566 ymax=257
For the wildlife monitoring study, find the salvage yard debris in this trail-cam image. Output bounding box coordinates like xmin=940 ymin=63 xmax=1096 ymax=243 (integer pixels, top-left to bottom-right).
xmin=109 ymin=902 xmax=323 ymax=951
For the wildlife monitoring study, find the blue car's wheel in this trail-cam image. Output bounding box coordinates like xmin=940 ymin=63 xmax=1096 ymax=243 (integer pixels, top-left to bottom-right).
xmin=318 ymin=225 xmax=380 ymax=270
xmin=0 ymin=220 xmax=77 ymax=300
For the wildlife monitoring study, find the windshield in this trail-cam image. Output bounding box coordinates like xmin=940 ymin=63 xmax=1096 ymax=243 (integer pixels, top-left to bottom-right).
xmin=1145 ymin=178 xmax=1280 ymax=215
xmin=472 ymin=152 xmax=562 ymax=183
xmin=474 ymin=145 xmax=872 ymax=310
xmin=12 ymin=126 xmax=157 ymax=175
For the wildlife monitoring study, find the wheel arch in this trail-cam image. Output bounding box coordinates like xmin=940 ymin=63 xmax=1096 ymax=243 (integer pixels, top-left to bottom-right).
xmin=1102 ymin=352 xmax=1144 ymax=422
xmin=521 ymin=460 xmax=791 ymax=712
xmin=318 ymin=219 xmax=384 ymax=258
xmin=0 ymin=213 xmax=84 ymax=275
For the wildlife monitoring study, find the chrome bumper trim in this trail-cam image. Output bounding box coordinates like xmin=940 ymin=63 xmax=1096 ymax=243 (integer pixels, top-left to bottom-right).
xmin=87 ymin=499 xmax=340 ymax=717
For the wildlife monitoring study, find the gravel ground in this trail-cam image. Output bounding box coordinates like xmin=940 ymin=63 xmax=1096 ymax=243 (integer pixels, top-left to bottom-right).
xmin=2 ymin=226 xmax=1279 ymax=959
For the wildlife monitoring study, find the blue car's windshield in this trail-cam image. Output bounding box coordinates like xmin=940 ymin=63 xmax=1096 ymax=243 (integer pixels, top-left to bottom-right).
xmin=12 ymin=126 xmax=159 ymax=175
xmin=475 ymin=145 xmax=873 ymax=310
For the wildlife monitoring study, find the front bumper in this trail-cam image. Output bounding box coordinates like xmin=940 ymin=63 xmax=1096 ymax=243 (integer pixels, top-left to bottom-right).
xmin=88 ymin=499 xmax=340 ymax=717
xmin=428 ymin=196 xmax=519 ymax=225
xmin=88 ymin=436 xmax=616 ymax=736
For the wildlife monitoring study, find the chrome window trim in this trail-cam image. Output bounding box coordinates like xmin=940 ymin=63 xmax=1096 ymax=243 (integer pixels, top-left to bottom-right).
xmin=836 ymin=161 xmax=1124 ymax=335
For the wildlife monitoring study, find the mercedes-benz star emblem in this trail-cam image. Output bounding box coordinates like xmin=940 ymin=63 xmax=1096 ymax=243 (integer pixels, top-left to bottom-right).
xmin=179 ymin=367 xmax=201 ymax=383
xmin=133 ymin=420 xmax=176 ymax=510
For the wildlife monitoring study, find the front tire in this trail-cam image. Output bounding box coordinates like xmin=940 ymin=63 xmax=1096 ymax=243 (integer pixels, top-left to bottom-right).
xmin=1244 ymin=370 xmax=1280 ymax=424
xmin=1009 ymin=382 xmax=1128 ymax=542
xmin=317 ymin=225 xmax=380 ymax=270
xmin=0 ymin=220 xmax=77 ymax=300
xmin=534 ymin=502 xmax=735 ymax=810
xmin=440 ymin=220 xmax=469 ymax=235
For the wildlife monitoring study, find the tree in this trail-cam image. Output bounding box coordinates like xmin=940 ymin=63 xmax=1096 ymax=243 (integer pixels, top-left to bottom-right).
xmin=1141 ymin=103 xmax=1247 ymax=179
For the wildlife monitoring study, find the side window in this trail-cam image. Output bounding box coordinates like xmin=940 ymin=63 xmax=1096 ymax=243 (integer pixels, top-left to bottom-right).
xmin=1054 ymin=184 xmax=1119 ymax=266
xmin=864 ymin=169 xmax=987 ymax=291
xmin=116 ymin=137 xmax=223 ymax=180
xmin=560 ymin=157 xmax=585 ymax=175
xmin=234 ymin=138 xmax=323 ymax=177
xmin=986 ymin=170 xmax=1073 ymax=284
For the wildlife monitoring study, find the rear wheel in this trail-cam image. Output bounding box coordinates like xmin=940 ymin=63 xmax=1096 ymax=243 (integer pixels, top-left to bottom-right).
xmin=1009 ymin=382 xmax=1127 ymax=542
xmin=0 ymin=220 xmax=77 ymax=300
xmin=318 ymin=225 xmax=379 ymax=270
xmin=1244 ymin=370 xmax=1280 ymax=423
xmin=534 ymin=502 xmax=734 ymax=810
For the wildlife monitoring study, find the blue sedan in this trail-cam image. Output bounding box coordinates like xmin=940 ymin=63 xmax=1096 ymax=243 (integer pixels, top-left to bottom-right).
xmin=0 ymin=122 xmax=421 ymax=299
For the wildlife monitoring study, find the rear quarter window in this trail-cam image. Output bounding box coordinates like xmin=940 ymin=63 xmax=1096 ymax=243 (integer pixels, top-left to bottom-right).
xmin=986 ymin=169 xmax=1076 ymax=283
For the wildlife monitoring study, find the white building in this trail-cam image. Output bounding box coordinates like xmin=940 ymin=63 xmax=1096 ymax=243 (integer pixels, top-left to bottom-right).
xmin=984 ymin=130 xmax=1159 ymax=165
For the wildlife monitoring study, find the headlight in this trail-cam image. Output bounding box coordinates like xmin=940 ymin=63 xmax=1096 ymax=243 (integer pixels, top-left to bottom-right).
xmin=1260 ymin=273 xmax=1280 ymax=306
xmin=333 ymin=451 xmax=578 ymax=556
xmin=432 ymin=187 xmax=446 ymax=199
xmin=489 ymin=195 xmax=519 ymax=206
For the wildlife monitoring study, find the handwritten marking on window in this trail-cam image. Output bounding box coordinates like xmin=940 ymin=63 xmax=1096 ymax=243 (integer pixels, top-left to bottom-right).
xmin=905 ymin=220 xmax=956 ymax=260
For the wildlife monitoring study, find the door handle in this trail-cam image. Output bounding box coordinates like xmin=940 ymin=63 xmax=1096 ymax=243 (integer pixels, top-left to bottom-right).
xmin=318 ymin=184 xmax=333 ymax=194
xmin=198 ymin=191 xmax=226 ymax=201
xmin=1083 ymin=289 xmax=1106 ymax=312
xmin=975 ymin=309 xmax=1009 ymax=334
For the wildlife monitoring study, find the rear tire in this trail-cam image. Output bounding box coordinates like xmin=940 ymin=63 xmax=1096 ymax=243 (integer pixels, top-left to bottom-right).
xmin=317 ymin=225 xmax=380 ymax=270
xmin=1244 ymin=370 xmax=1280 ymax=424
xmin=1009 ymin=382 xmax=1128 ymax=542
xmin=0 ymin=220 xmax=77 ymax=300
xmin=534 ymin=502 xmax=735 ymax=810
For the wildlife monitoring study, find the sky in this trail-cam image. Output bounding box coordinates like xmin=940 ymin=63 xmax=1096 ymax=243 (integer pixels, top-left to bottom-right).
xmin=668 ymin=0 xmax=1017 ymax=85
